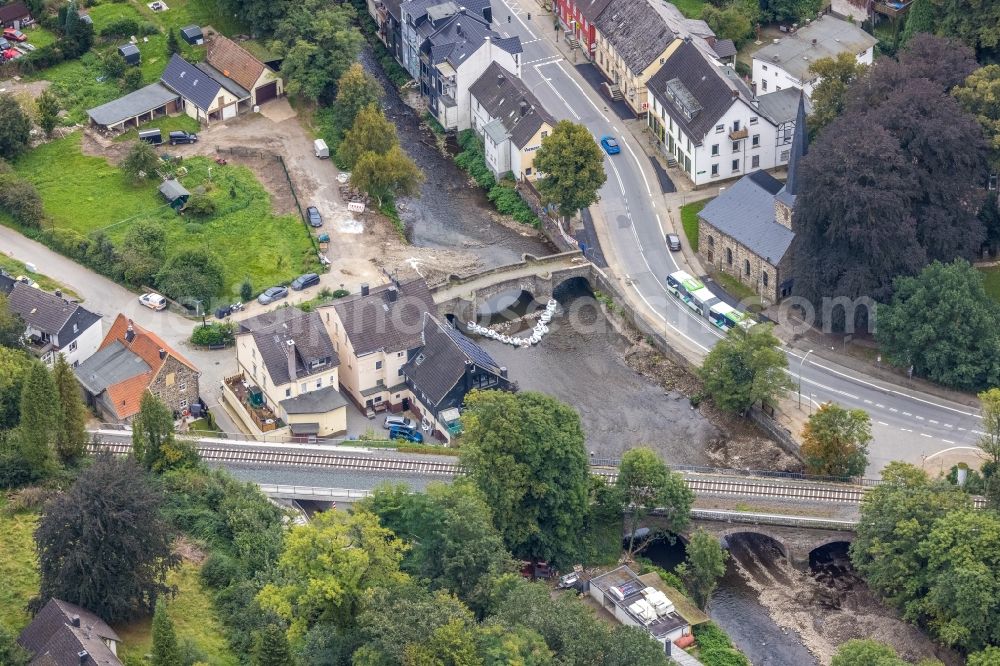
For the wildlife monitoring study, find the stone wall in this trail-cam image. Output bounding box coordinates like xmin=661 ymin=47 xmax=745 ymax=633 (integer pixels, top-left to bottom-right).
xmin=149 ymin=357 xmax=201 ymax=416
xmin=698 ymin=217 xmax=782 ymax=305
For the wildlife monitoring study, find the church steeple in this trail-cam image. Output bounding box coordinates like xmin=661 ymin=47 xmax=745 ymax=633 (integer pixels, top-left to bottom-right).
xmin=774 ymin=91 xmax=808 ymax=230
xmin=784 ymin=91 xmax=808 ymax=197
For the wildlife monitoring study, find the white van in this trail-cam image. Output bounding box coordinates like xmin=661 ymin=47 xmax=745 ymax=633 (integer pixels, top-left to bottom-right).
xmin=314 ymin=138 xmax=329 ymax=159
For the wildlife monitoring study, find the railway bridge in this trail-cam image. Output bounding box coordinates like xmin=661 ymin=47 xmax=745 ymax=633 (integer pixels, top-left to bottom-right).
xmin=429 ymin=250 xmax=600 ymax=321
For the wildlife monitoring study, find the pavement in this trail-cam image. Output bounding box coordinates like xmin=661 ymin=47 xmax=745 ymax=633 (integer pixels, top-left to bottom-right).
xmin=489 ymin=0 xmax=988 ymax=476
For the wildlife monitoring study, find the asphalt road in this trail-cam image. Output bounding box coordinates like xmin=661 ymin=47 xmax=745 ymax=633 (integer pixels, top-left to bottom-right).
xmin=490 ymin=1 xmax=985 ymax=473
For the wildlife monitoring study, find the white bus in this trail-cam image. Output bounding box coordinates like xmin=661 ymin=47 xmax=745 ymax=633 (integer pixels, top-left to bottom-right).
xmin=666 ymin=270 xmax=722 ymax=316
xmin=708 ymin=301 xmax=756 ymax=332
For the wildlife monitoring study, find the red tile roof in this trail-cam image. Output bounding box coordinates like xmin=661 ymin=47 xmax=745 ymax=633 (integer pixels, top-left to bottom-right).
xmin=205 ymin=35 xmax=266 ymax=92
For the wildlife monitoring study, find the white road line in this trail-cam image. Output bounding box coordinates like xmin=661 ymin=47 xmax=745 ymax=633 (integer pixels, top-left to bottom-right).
xmin=942 ymin=439 xmax=955 ymax=444
xmin=622 ymin=137 xmax=652 ymax=197
xmin=863 ymin=399 xmax=872 ymax=404
xmin=526 ymin=55 xmax=563 ymax=66
xmin=902 ymin=412 xmax=912 ymax=416
xmin=553 ymin=60 xmax=610 ymax=123
xmin=522 ymin=38 xmax=540 ymax=44
xmin=875 ymin=403 xmax=885 ymax=408
xmin=929 ymin=419 xmax=938 ymax=424
xmin=920 ymin=433 xmax=932 ymax=438
xmin=877 ymin=421 xmax=889 ymax=426
xmin=889 ymin=407 xmax=898 ymax=412
xmin=915 ymin=416 xmax=924 ymax=421
xmin=496 ymin=0 xmax=537 ymax=39
xmin=901 ymin=428 xmax=913 ymax=432
xmin=535 ymin=66 xmax=579 ymax=119
xmin=959 ymin=427 xmax=967 ymax=431
xmin=945 ymin=424 xmax=954 ymax=428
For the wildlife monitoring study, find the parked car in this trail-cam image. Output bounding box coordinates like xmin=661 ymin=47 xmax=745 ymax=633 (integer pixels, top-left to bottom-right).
xmin=138 ymin=129 xmax=163 ymax=146
xmin=314 ymin=138 xmax=329 ymax=159
xmin=2 ymin=48 xmax=20 ymax=61
xmin=666 ymin=233 xmax=681 ymax=251
xmin=307 ymin=206 xmax=322 ymax=228
xmin=21 ymin=42 xmax=34 ymax=51
xmin=139 ymin=292 xmax=167 ymax=310
xmin=257 ymin=286 xmax=289 ymax=305
xmin=384 ymin=415 xmax=416 ymax=430
xmin=0 ymin=38 xmax=10 ymax=50
xmin=600 ymin=135 xmax=620 ymax=155
xmin=3 ymin=29 xmax=26 ymax=42
xmin=290 ymin=272 xmax=320 ymax=291
xmin=215 ymin=304 xmax=233 ymax=319
xmin=169 ymin=130 xmax=198 ymax=145
xmin=389 ymin=425 xmax=424 ymax=443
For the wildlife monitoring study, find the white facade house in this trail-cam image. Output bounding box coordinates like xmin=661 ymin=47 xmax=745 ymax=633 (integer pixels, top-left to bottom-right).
xmin=752 ymin=14 xmax=877 ymax=97
xmin=469 ymin=62 xmax=555 ymax=180
xmin=6 ymin=282 xmax=103 ymax=367
xmin=647 ymin=40 xmax=805 ymax=186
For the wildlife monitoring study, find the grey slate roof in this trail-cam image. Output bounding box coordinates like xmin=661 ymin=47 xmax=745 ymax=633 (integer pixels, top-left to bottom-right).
xmin=577 ymin=0 xmax=613 ymax=21
xmin=712 ymin=38 xmax=737 ymax=59
xmin=424 ymin=11 xmax=521 ymax=69
xmin=647 ymin=39 xmax=743 ymax=142
xmin=74 ymin=340 xmax=150 ymax=394
xmin=158 ymin=179 xmax=189 ymax=201
xmin=782 ymin=92 xmax=809 ymax=199
xmin=698 ymin=170 xmax=794 ymax=264
xmin=327 ymin=278 xmax=435 ymax=356
xmin=280 ymin=385 xmax=348 ymax=414
xmin=0 ymin=1 xmax=31 ymax=24
xmin=18 ymin=599 xmax=122 ymax=666
xmin=469 ymin=62 xmax=555 ymax=148
xmin=196 ymin=61 xmax=251 ymax=99
xmin=753 ymin=14 xmax=876 ymax=82
xmin=484 ymin=118 xmax=507 ymax=145
xmin=7 ymin=282 xmax=100 ymax=344
xmin=240 ymin=308 xmax=338 ymax=386
xmin=117 ymin=43 xmax=139 ymax=58
xmin=87 ymin=83 xmax=179 ymax=127
xmin=403 ymin=313 xmax=503 ymax=408
xmin=593 ymin=0 xmax=676 ymax=74
xmin=0 ymin=272 xmax=14 ymax=295
xmin=755 ymin=87 xmax=810 ymax=125
xmin=180 ymin=25 xmax=202 ymax=39
xmin=160 ymin=53 xmax=223 ymax=112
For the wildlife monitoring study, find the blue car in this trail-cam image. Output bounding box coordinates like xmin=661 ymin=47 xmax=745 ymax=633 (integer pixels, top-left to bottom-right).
xmin=600 ymin=135 xmax=620 ymax=155
xmin=389 ymin=425 xmax=424 ymax=443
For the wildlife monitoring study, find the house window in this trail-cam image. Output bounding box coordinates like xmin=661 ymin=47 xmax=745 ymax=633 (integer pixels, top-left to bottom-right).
xmin=316 ymin=379 xmax=322 ymax=388
xmin=399 ymin=367 xmax=404 ymax=376
xmin=726 ymin=248 xmax=733 ymax=265
xmin=373 ymin=396 xmax=383 ymax=404
xmin=707 ymin=250 xmax=714 ymax=262
xmin=780 ymin=149 xmax=791 ymax=161
xmin=732 ymin=141 xmax=740 ymax=152
xmin=252 ymin=363 xmax=256 ymax=377
xmin=744 ymin=259 xmax=751 ymax=276
xmin=732 ymin=159 xmax=740 ymax=172
xmin=300 ymin=382 xmax=307 ymax=392
xmin=711 ymin=144 xmax=719 ymax=156
xmin=711 ymin=164 xmax=719 ymax=177
xmin=376 ymin=360 xmax=383 ymax=370
xmin=251 ymin=347 xmax=255 ymax=359
xmin=715 ymin=124 xmax=724 ymax=133
xmin=761 ymin=80 xmax=768 ymax=91
xmin=750 ymin=116 xmax=758 ymax=125
xmin=707 ymin=235 xmax=714 ymax=247
xmin=762 ymin=64 xmax=768 ymax=71
xmin=69 ymin=340 xmax=77 ymax=352
xmin=763 ymin=271 xmax=769 ymax=287
xmin=752 ymin=155 xmax=760 ymax=168
xmin=752 ymin=134 xmax=760 ymax=148
xmin=732 ymin=120 xmax=740 ymax=132
xmin=179 ymin=398 xmax=188 ymax=409
xmin=285 ymin=388 xmax=291 ymax=398
xmin=179 ymin=382 xmax=186 ymax=392
xmin=541 ymin=131 xmax=548 ymax=139
xmin=525 ymin=167 xmax=532 ymax=175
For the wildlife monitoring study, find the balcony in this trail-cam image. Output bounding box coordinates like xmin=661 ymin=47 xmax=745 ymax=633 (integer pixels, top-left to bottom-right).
xmin=729 ymin=127 xmax=749 ymax=140
xmin=873 ymin=0 xmax=912 ymax=16
xmin=224 ymin=374 xmax=284 ymax=433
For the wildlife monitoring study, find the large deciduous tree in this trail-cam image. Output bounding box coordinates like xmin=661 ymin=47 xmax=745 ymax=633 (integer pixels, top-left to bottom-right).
xmin=337 ymin=104 xmax=398 ymax=168
xmin=119 ymin=140 xmax=160 ymax=183
xmin=876 ymin=261 xmax=1000 ymax=391
xmin=156 ymin=248 xmax=225 ymax=307
xmin=901 ymin=3 xmax=1000 ymax=56
xmin=800 ymin=403 xmax=872 ymax=477
xmin=52 ymin=354 xmax=87 ymax=465
xmin=332 ymin=63 xmax=383 ymax=138
xmin=533 ymin=120 xmax=607 ymax=222
xmin=808 ymin=53 xmax=867 ymax=135
xmin=132 ymin=392 xmax=196 ymax=473
xmin=217 ymin=0 xmax=290 ymax=33
xmin=120 ymin=221 xmax=166 ymax=286
xmin=0 ymin=95 xmax=31 ymax=159
xmin=275 ymin=0 xmax=363 ymax=103
xmin=978 ymin=388 xmax=1000 ymax=469
xmin=699 ymin=324 xmax=792 ymax=415
xmin=954 ymin=64 xmax=1000 ymax=172
xmin=830 ymin=639 xmax=907 ymax=666
xmin=35 ymin=455 xmax=178 ymax=622
xmin=614 ymin=447 xmax=693 ymax=559
xmin=0 ymin=293 xmax=25 ymax=349
xmin=459 ymin=390 xmax=590 ymax=568
xmin=676 ymin=529 xmax=728 ymax=610
xmin=257 ymin=509 xmax=408 ymax=638
xmin=350 ymin=145 xmax=424 ymax=207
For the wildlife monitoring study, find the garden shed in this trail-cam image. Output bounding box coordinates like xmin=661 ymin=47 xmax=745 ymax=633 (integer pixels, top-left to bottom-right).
xmin=180 ymin=24 xmax=203 ymax=45
xmin=118 ymin=43 xmax=140 ymax=66
xmin=159 ymin=179 xmax=190 ymax=209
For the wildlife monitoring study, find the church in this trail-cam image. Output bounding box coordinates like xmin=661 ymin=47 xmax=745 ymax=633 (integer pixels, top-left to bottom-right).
xmin=695 ymin=94 xmax=807 ymax=306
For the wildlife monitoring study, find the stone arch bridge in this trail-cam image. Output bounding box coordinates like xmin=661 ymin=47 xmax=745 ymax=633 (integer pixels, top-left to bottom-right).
xmin=686 ymin=520 xmax=855 ymax=571
xmin=430 ymin=251 xmax=599 ymax=321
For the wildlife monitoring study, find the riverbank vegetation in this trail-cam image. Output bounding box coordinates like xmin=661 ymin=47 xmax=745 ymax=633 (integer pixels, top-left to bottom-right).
xmin=455 ymin=129 xmax=540 ymax=227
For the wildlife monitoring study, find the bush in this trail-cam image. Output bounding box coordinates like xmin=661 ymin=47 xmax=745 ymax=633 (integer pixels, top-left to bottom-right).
xmin=191 ymin=322 xmax=235 ymax=347
xmin=240 ymin=278 xmax=253 ymax=302
xmin=200 ymin=552 xmax=240 ymax=589
xmin=0 ymin=173 xmax=44 ymax=227
xmin=454 ymin=129 xmax=496 ymax=190
xmin=693 ymin=623 xmax=750 ymax=666
xmin=184 ymin=194 xmax=216 ymax=218
xmin=331 ymin=288 xmax=349 ymax=298
xmin=4 ymin=485 xmax=51 ymax=514
xmin=488 ymin=180 xmax=539 ymax=227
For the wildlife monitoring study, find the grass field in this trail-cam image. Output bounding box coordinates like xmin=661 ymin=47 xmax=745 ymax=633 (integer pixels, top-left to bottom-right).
xmin=115 ymin=562 xmax=237 ymax=665
xmin=13 ymin=133 xmax=319 ymax=297
xmin=0 ymin=503 xmax=39 ymax=633
xmin=680 ymin=199 xmax=709 ymax=252
xmin=711 ymin=270 xmax=761 ymax=307
xmin=670 ymin=0 xmax=707 ymax=18
xmin=114 ymin=114 xmax=200 ymax=142
xmin=0 ymin=255 xmax=79 ymax=298
xmin=980 ymin=266 xmax=1000 ymax=303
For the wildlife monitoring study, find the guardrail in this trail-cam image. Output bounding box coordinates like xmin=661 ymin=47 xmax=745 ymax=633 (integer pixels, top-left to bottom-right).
xmin=258 ymin=484 xmax=374 ymax=501
xmin=690 ymin=508 xmax=858 ymax=531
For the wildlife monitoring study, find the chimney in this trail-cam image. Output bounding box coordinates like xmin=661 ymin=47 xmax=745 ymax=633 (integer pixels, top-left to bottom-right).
xmin=361 ymin=283 xmax=370 ymax=297
xmin=71 ymin=614 xmax=81 ymax=627
xmin=55 ymin=289 xmax=62 ymax=298
xmin=731 ymin=89 xmax=738 ymax=99
xmin=125 ymin=321 xmax=135 ymax=344
xmin=811 ymin=38 xmax=817 ymax=46
xmin=285 ymin=339 xmax=298 ymax=382
xmin=158 ymin=348 xmax=166 ymax=360
xmin=519 ymin=101 xmax=528 ymax=116
xmin=497 ymin=73 xmax=504 ymax=87
xmin=456 ymin=21 xmax=462 ymax=36
xmin=500 ymin=366 xmax=508 ymax=378
xmin=78 ymin=651 xmax=89 ymax=665
xmin=387 ymin=285 xmax=398 ymax=302
xmin=483 ymin=6 xmax=492 ymax=23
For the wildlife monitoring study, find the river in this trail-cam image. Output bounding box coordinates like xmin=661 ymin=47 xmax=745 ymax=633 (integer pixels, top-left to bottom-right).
xmin=361 ymin=49 xmax=554 ymax=267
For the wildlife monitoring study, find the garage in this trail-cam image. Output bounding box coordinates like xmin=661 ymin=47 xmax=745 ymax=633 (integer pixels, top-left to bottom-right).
xmin=255 ymin=81 xmax=278 ymax=104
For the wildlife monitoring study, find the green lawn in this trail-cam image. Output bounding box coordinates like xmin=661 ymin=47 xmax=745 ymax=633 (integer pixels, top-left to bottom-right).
xmin=0 ymin=503 xmax=39 ymax=632
xmin=114 ymin=114 xmax=201 ymax=142
xmin=13 ymin=133 xmax=320 ymax=297
xmin=980 ymin=266 xmax=1000 ymax=303
xmin=680 ymin=200 xmax=708 ymax=252
xmin=711 ymin=270 xmax=761 ymax=308
xmin=669 ymin=0 xmax=707 ymax=18
xmin=0 ymin=255 xmax=79 ymax=298
xmin=116 ymin=562 xmax=237 ymax=666
xmin=23 ymin=25 xmax=58 ymax=49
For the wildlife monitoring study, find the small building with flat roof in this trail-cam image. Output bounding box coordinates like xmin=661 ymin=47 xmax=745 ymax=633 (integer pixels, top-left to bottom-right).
xmin=180 ymin=24 xmax=203 ymax=45
xmin=86 ymin=82 xmax=180 ymax=131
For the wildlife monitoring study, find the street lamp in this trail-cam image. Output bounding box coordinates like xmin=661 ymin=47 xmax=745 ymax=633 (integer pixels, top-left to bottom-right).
xmin=798 ymin=349 xmax=813 ymax=410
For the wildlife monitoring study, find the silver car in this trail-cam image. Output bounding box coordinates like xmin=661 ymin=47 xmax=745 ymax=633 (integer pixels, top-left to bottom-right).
xmin=384 ymin=415 xmax=416 ymax=430
xmin=257 ymin=286 xmax=289 ymax=305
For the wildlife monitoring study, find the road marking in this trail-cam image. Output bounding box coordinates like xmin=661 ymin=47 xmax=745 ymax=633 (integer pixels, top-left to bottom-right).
xmin=920 ymin=433 xmax=932 ymax=438
xmin=945 ymin=424 xmax=954 ymax=428
xmin=929 ymin=419 xmax=938 ymax=424
xmin=889 ymin=408 xmax=898 ymax=412
xmin=496 ymin=0 xmax=537 ymax=39
xmin=942 ymin=439 xmax=955 ymax=444
xmin=535 ymin=66 xmax=579 ymax=119
xmin=900 ymin=428 xmax=913 ymax=432
xmin=622 ymin=137 xmax=652 ymax=197
xmin=522 ymin=38 xmax=540 ymax=44
xmin=877 ymin=421 xmax=889 ymax=426
xmin=863 ymin=399 xmax=872 ymax=404
xmin=875 ymin=403 xmax=885 ymax=408
xmin=915 ymin=416 xmax=924 ymax=421
xmin=553 ymin=60 xmax=610 ymax=122
xmin=958 ymin=427 xmax=967 ymax=431
xmin=527 ymin=55 xmax=563 ymax=66
xmin=902 ymin=412 xmax=912 ymax=416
